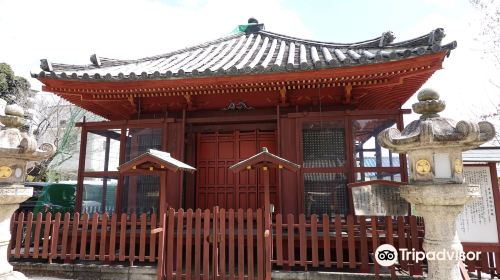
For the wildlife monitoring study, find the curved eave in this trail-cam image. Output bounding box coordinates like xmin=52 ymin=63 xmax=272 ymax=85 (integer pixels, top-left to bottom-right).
xmin=39 ymin=51 xmax=448 ymax=89
xmin=39 ymin=51 xmax=449 ymax=121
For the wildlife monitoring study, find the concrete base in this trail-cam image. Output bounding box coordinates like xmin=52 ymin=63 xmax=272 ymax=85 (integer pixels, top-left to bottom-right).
xmin=14 ymin=263 xmax=427 ymax=280
xmin=14 ymin=263 xmax=484 ymax=280
xmin=12 ymin=263 xmax=156 ymax=280
xmin=272 ymin=271 xmax=421 ymax=279
xmin=0 ymin=271 xmax=29 ymax=280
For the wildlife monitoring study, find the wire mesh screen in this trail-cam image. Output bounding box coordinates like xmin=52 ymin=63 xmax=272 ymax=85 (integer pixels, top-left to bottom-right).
xmin=122 ymin=175 xmax=160 ymax=215
xmin=125 ymin=128 xmax=162 ymax=161
xmin=304 ymin=173 xmax=347 ymax=216
xmin=121 ymin=128 xmax=162 ymax=215
xmin=303 ymin=125 xmax=345 ymax=167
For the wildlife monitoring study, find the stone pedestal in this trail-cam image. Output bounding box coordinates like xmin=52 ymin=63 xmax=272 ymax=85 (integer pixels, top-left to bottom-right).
xmin=401 ymin=183 xmax=480 ymax=280
xmin=0 ymin=187 xmax=32 ymax=280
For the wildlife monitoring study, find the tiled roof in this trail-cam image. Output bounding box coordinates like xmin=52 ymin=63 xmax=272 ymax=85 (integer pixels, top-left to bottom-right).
xmin=33 ymin=20 xmax=456 ymax=81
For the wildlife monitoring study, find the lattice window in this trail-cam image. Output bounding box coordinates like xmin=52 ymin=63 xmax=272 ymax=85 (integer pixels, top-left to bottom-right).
xmin=303 ymin=123 xmax=345 ymax=168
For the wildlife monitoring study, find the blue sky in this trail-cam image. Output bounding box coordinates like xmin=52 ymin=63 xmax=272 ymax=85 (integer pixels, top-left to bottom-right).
xmin=284 ymin=0 xmax=469 ymax=41
xmin=0 ymin=0 xmax=497 ymax=124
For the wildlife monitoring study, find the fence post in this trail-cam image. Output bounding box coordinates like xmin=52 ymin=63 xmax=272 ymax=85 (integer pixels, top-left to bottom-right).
xmin=212 ymin=206 xmax=219 ymax=280
xmin=263 ymin=168 xmax=272 ymax=280
xmin=157 ymin=212 xmax=166 ymax=280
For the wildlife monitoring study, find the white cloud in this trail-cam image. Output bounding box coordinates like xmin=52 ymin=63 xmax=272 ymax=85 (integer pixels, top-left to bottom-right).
xmin=2 ymin=0 xmax=498 ymax=130
xmin=422 ymin=0 xmax=458 ymax=9
xmin=0 ymin=0 xmax=310 ymax=90
xmin=402 ymin=8 xmax=500 ymax=126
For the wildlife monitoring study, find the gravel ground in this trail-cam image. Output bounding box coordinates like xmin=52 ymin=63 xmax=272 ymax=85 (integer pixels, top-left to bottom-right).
xmin=29 ymin=278 xmax=74 ymax=280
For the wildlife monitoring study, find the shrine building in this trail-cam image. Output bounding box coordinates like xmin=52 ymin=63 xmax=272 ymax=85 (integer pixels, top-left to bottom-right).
xmin=33 ymin=19 xmax=456 ymax=217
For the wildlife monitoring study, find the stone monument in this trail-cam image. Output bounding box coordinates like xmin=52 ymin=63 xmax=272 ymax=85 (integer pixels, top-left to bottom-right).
xmin=0 ymin=103 xmax=54 ymax=280
xmin=378 ymin=89 xmax=495 ymax=280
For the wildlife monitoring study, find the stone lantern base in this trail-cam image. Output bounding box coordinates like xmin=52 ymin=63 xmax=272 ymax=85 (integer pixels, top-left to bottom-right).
xmin=401 ymin=183 xmax=480 ymax=280
xmin=0 ymin=186 xmax=32 ymax=280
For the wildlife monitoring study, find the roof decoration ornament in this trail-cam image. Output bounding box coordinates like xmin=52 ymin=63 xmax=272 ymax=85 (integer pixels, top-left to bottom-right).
xmin=222 ymin=100 xmax=254 ymax=111
xmin=378 ymin=31 xmax=395 ymax=47
xmin=237 ymin=17 xmax=265 ymax=34
xmin=40 ymin=59 xmax=52 ymax=72
xmin=429 ymin=28 xmax=445 ymax=46
xmin=90 ymin=54 xmax=101 ymax=67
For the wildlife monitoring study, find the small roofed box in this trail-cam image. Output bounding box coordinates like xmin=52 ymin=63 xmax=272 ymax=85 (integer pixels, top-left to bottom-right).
xmin=349 ymin=180 xmax=408 ymax=216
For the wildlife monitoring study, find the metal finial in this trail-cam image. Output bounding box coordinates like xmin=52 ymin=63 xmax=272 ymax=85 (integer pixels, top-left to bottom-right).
xmin=248 ymin=17 xmax=258 ymax=24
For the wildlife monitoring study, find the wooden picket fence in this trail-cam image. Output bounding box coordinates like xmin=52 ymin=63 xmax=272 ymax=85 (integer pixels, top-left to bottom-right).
xmin=158 ymin=208 xmax=267 ymax=280
xmin=9 ymin=211 xmax=159 ymax=265
xmin=271 ymin=214 xmax=424 ymax=276
xmin=9 ymin=209 xmax=500 ymax=279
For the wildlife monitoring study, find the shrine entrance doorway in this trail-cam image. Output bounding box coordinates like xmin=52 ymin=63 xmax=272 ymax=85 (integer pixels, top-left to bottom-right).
xmin=196 ymin=130 xmax=278 ymax=210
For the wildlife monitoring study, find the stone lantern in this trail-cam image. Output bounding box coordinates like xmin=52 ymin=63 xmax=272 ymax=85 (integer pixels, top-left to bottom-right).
xmin=0 ymin=104 xmax=55 ymax=280
xmin=378 ymin=89 xmax=495 ymax=280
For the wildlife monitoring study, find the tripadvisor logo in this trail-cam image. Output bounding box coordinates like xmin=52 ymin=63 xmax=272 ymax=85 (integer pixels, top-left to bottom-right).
xmin=375 ymin=244 xmax=398 ymax=267
xmin=375 ymin=244 xmax=481 ymax=267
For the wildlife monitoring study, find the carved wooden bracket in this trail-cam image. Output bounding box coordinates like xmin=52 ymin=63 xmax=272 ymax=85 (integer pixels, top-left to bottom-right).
xmin=184 ymin=94 xmax=193 ymax=110
xmin=344 ymin=83 xmax=353 ymax=104
xmin=279 ymin=87 xmax=287 ymax=105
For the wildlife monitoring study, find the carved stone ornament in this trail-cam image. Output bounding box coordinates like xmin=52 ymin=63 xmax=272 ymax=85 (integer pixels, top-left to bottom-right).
xmin=454 ymin=159 xmax=463 ymax=174
xmin=415 ymin=159 xmax=431 ymax=175
xmin=0 ymin=167 xmax=12 ymax=179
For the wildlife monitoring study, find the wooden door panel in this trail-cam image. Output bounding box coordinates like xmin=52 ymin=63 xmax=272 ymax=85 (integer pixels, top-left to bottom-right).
xmin=199 ymin=142 xmax=216 ymax=160
xmin=196 ymin=130 xmax=278 ymax=210
xmin=218 ymin=141 xmax=234 ymax=159
xmin=239 ymin=141 xmax=256 ymax=158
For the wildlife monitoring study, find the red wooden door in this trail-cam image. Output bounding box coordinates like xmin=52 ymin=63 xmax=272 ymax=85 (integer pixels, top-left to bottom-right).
xmin=196 ymin=130 xmax=278 ymax=210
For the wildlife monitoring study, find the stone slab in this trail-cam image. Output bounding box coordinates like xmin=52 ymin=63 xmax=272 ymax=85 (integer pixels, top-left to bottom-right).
xmin=12 ymin=263 xmax=156 ymax=280
xmin=272 ymin=271 xmax=422 ymax=280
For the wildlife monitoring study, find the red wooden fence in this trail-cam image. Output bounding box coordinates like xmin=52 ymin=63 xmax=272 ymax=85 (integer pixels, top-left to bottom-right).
xmin=9 ymin=210 xmax=499 ymax=279
xmin=9 ymin=211 xmax=159 ymax=265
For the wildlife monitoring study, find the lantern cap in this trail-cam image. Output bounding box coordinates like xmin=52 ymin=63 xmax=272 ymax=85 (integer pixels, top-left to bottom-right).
xmin=378 ymin=88 xmax=495 ymax=153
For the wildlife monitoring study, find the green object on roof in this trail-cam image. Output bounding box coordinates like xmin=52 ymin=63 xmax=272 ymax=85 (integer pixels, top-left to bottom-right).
xmin=231 ymin=18 xmax=264 ymax=34
xmin=233 ymin=24 xmax=250 ymax=33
